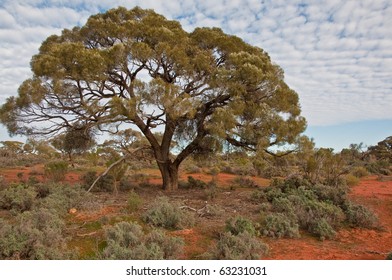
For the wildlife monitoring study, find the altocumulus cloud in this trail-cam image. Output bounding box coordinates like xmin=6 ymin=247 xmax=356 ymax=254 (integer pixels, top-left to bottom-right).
xmin=0 ymin=0 xmax=391 ymax=127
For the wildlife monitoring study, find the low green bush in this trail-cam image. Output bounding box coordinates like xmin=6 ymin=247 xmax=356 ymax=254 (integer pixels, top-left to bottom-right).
xmin=344 ymin=174 xmax=360 ymax=187
xmin=225 ymin=216 xmax=257 ymax=237
xmin=386 ymin=252 xmax=392 ymax=260
xmin=344 ymin=202 xmax=379 ymax=229
xmin=204 ymin=182 xmax=218 ymax=200
xmin=81 ymin=171 xmax=115 ymax=192
xmin=254 ymin=176 xmax=377 ymax=240
xmin=351 ymin=166 xmax=369 ymax=178
xmin=0 ymin=208 xmax=73 ymax=259
xmin=127 ymin=191 xmax=143 ymax=212
xmin=187 ymin=176 xmax=207 ymax=189
xmin=100 ymin=222 xmax=184 ymax=260
xmin=39 ymin=183 xmax=97 ymax=215
xmin=262 ymin=213 xmax=300 ymax=238
xmin=231 ymin=176 xmax=260 ymax=189
xmin=142 ymin=197 xmax=195 ymax=229
xmin=44 ymin=161 xmax=68 ymax=182
xmin=207 ymin=232 xmax=268 ymax=260
xmin=0 ymin=184 xmax=37 ymax=212
xmin=309 ymin=218 xmax=336 ymax=240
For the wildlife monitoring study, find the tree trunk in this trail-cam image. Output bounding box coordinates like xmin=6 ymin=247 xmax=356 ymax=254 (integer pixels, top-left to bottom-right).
xmin=158 ymin=161 xmax=179 ymax=191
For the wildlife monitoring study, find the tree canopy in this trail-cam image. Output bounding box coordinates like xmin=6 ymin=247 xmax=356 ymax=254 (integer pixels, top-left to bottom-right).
xmin=0 ymin=7 xmax=306 ymax=190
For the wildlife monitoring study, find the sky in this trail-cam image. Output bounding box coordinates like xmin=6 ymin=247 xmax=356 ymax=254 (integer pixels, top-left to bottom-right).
xmin=0 ymin=0 xmax=391 ymax=151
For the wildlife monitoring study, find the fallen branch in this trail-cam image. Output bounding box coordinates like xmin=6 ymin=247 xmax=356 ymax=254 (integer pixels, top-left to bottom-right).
xmin=86 ymin=146 xmax=150 ymax=193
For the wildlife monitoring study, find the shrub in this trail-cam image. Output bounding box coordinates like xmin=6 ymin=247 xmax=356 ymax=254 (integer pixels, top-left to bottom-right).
xmin=119 ymin=176 xmax=134 ymax=191
xmin=187 ymin=176 xmax=207 ymax=189
xmin=351 ymin=166 xmax=369 ymax=178
xmin=344 ymin=174 xmax=360 ymax=187
xmin=81 ymin=171 xmax=115 ymax=192
xmin=204 ymin=182 xmax=218 ymax=200
xmin=127 ymin=191 xmax=142 ymax=212
xmin=344 ymin=202 xmax=379 ymax=229
xmin=262 ymin=213 xmax=300 ymax=238
xmin=0 ymin=184 xmax=37 ymax=212
xmin=0 ymin=208 xmax=73 ymax=259
xmin=34 ymin=183 xmax=50 ymax=198
xmin=309 ymin=218 xmax=336 ymax=240
xmin=44 ymin=160 xmax=68 ymax=182
xmin=231 ymin=176 xmax=259 ymax=189
xmin=0 ymin=176 xmax=7 ymax=190
xmin=40 ymin=183 xmax=97 ymax=215
xmin=225 ymin=216 xmax=257 ymax=237
xmin=207 ymin=232 xmax=268 ymax=260
xmin=142 ymin=197 xmax=195 ymax=229
xmin=100 ymin=222 xmax=184 ymax=260
xmin=386 ymin=252 xmax=392 ymax=260
xmin=312 ymin=184 xmax=348 ymax=206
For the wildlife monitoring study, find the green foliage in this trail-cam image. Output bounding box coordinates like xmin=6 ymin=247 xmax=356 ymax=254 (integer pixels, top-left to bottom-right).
xmin=225 ymin=216 xmax=257 ymax=237
xmin=39 ymin=183 xmax=97 ymax=215
xmin=207 ymin=232 xmax=268 ymax=260
xmin=204 ymin=181 xmax=218 ymax=200
xmin=0 ymin=184 xmax=36 ymax=212
xmin=186 ymin=176 xmax=207 ymax=189
xmin=231 ymin=176 xmax=260 ymax=189
xmin=0 ymin=208 xmax=73 ymax=259
xmin=256 ymin=176 xmax=377 ymax=240
xmin=262 ymin=213 xmax=300 ymax=238
xmin=100 ymin=222 xmax=184 ymax=260
xmin=127 ymin=190 xmax=142 ymax=212
xmin=344 ymin=202 xmax=379 ymax=229
xmin=386 ymin=252 xmax=392 ymax=260
xmin=350 ymin=166 xmax=369 ymax=178
xmin=142 ymin=197 xmax=195 ymax=229
xmin=344 ymin=174 xmax=360 ymax=186
xmin=81 ymin=170 xmax=115 ymax=192
xmin=309 ymin=218 xmax=336 ymax=241
xmin=44 ymin=160 xmax=68 ymax=182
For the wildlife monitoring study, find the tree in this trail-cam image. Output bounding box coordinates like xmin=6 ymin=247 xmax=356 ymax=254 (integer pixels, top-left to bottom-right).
xmin=368 ymin=136 xmax=392 ymax=163
xmin=51 ymin=125 xmax=95 ymax=165
xmin=0 ymin=7 xmax=306 ymax=191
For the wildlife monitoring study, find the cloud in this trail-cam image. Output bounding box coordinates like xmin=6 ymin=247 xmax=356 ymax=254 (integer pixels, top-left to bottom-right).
xmin=0 ymin=0 xmax=391 ymax=129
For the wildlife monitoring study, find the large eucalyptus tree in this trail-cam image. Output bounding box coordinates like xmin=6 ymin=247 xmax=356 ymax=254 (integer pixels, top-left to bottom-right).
xmin=0 ymin=7 xmax=306 ymax=190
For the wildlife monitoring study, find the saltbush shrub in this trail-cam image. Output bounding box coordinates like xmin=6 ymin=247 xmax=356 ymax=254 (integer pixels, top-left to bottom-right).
xmin=127 ymin=190 xmax=142 ymax=212
xmin=0 ymin=208 xmax=73 ymax=259
xmin=39 ymin=183 xmax=97 ymax=215
xmin=0 ymin=184 xmax=37 ymax=212
xmin=142 ymin=197 xmax=195 ymax=229
xmin=187 ymin=176 xmax=207 ymax=189
xmin=44 ymin=160 xmax=68 ymax=182
xmin=262 ymin=213 xmax=300 ymax=238
xmin=351 ymin=166 xmax=369 ymax=178
xmin=207 ymin=232 xmax=268 ymax=260
xmin=100 ymin=222 xmax=184 ymax=260
xmin=309 ymin=218 xmax=336 ymax=240
xmin=225 ymin=216 xmax=257 ymax=237
xmin=81 ymin=171 xmax=115 ymax=192
xmin=255 ymin=176 xmax=377 ymax=240
xmin=231 ymin=176 xmax=260 ymax=189
xmin=344 ymin=202 xmax=379 ymax=229
xmin=204 ymin=181 xmax=218 ymax=200
xmin=344 ymin=174 xmax=360 ymax=187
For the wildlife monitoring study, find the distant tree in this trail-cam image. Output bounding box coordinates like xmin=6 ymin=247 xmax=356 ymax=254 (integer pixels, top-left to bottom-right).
xmin=368 ymin=136 xmax=392 ymax=163
xmin=0 ymin=7 xmax=306 ymax=190
xmin=0 ymin=141 xmax=24 ymax=154
xmin=51 ymin=125 xmax=95 ymax=165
